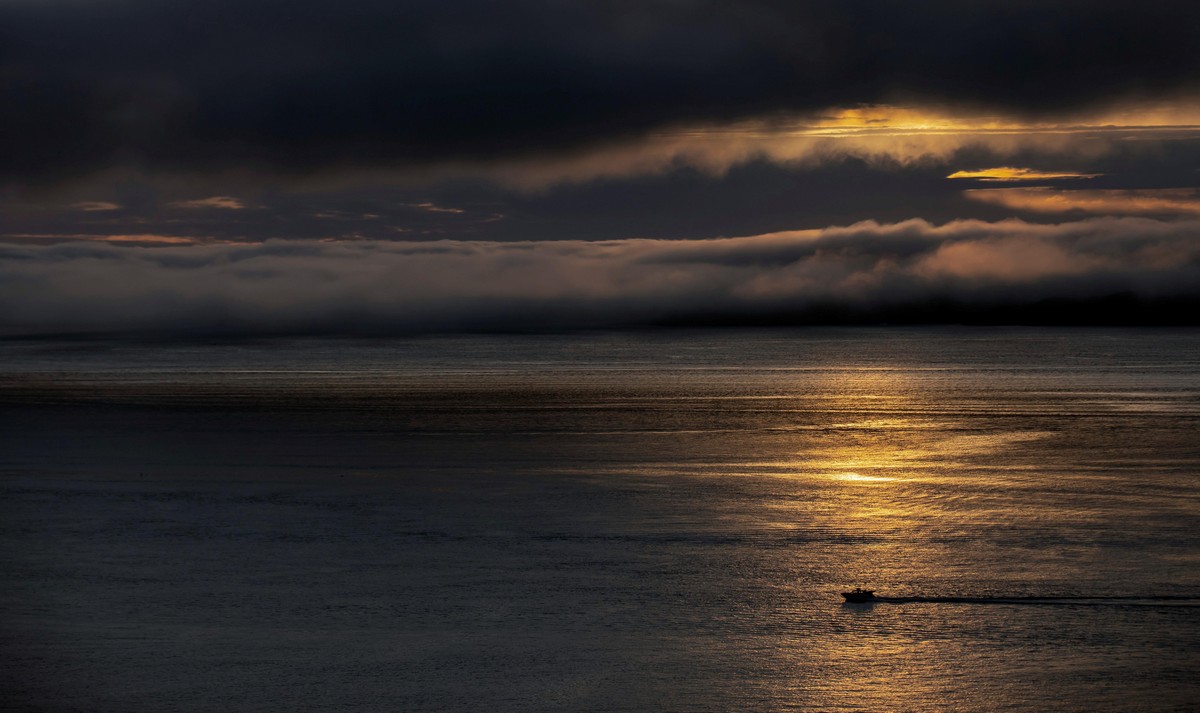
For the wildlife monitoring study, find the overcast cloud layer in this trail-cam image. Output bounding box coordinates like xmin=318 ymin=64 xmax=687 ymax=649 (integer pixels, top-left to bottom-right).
xmin=4 ymin=217 xmax=1198 ymax=335
xmin=3 ymin=1 xmax=1199 ymax=334
xmin=4 ymin=0 xmax=1200 ymax=185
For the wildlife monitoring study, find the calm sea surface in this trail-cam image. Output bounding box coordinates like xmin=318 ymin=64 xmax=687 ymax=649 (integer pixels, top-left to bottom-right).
xmin=2 ymin=328 xmax=1199 ymax=711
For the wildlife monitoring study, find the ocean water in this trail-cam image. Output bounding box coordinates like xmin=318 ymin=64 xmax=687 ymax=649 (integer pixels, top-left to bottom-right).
xmin=1 ymin=328 xmax=1198 ymax=712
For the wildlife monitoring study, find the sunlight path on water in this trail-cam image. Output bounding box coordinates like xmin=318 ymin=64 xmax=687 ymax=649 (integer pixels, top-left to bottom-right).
xmin=2 ymin=329 xmax=1199 ymax=711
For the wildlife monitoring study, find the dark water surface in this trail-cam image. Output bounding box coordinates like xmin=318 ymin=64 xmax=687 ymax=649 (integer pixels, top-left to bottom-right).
xmin=2 ymin=328 xmax=1199 ymax=711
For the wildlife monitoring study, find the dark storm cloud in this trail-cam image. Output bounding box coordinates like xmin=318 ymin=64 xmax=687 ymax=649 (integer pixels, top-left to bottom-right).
xmin=3 ymin=217 xmax=1198 ymax=335
xmin=3 ymin=0 xmax=1199 ymax=185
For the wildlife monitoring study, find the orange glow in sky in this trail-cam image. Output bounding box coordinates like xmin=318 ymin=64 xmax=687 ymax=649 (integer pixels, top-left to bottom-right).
xmin=946 ymin=167 xmax=1101 ymax=181
xmin=964 ymin=187 xmax=1200 ymax=215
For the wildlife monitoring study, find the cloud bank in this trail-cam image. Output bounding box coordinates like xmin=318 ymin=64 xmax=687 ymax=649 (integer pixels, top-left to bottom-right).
xmin=3 ymin=0 xmax=1200 ymax=186
xmin=3 ymin=218 xmax=1198 ymax=335
xmin=449 ymin=110 xmax=1199 ymax=190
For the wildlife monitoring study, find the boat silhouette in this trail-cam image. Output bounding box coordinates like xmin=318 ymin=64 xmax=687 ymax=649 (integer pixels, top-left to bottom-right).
xmin=841 ymin=587 xmax=877 ymax=603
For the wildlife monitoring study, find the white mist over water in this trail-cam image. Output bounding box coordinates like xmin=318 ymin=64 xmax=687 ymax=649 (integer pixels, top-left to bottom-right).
xmin=2 ymin=328 xmax=1199 ymax=711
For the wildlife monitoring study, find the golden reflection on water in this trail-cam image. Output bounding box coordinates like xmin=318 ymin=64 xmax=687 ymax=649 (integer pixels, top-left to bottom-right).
xmin=833 ymin=472 xmax=894 ymax=483
xmin=761 ymin=368 xmax=1053 ymax=708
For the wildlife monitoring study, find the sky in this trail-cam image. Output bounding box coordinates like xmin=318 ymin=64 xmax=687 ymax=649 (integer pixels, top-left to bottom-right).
xmin=2 ymin=0 xmax=1200 ymax=334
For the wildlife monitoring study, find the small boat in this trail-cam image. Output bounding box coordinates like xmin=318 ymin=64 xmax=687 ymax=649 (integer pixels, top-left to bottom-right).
xmin=841 ymin=587 xmax=877 ymax=603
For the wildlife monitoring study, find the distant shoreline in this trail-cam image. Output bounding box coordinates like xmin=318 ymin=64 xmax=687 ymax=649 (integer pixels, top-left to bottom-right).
xmin=3 ymin=293 xmax=1200 ymax=342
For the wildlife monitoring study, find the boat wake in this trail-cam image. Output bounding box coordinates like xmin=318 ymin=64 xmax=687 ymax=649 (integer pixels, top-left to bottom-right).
xmin=864 ymin=595 xmax=1200 ymax=607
